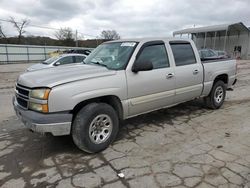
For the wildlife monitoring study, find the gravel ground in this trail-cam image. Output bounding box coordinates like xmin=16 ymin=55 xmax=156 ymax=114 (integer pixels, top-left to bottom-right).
xmin=0 ymin=61 xmax=249 ymax=188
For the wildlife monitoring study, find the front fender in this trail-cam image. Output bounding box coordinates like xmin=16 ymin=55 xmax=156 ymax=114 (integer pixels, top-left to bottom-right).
xmin=48 ymin=72 xmax=127 ymax=113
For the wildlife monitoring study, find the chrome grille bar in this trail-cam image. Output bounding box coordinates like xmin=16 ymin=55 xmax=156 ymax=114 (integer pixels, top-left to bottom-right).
xmin=15 ymin=84 xmax=31 ymax=109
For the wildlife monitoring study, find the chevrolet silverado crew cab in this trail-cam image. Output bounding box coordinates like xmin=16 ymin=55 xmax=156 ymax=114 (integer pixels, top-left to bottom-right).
xmin=13 ymin=38 xmax=237 ymax=153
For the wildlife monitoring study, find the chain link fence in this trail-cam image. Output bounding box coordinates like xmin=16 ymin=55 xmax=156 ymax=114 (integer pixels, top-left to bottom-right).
xmin=0 ymin=44 xmax=93 ymax=64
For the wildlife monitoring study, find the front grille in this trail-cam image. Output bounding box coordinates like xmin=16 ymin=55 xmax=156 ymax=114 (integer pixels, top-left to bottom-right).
xmin=16 ymin=85 xmax=29 ymax=97
xmin=15 ymin=84 xmax=30 ymax=109
xmin=16 ymin=96 xmax=28 ymax=108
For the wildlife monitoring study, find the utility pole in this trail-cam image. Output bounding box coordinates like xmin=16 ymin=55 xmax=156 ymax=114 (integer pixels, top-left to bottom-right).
xmin=75 ymin=30 xmax=78 ymax=47
xmin=96 ymin=36 xmax=98 ymax=46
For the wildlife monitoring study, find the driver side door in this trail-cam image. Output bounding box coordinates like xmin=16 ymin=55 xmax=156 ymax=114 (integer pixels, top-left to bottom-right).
xmin=126 ymin=41 xmax=176 ymax=116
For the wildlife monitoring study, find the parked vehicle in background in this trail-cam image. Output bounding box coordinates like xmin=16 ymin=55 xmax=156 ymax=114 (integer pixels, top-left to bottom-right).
xmin=216 ymin=50 xmax=231 ymax=59
xmin=63 ymin=49 xmax=92 ymax=56
xmin=199 ymin=49 xmax=220 ymax=61
xmin=48 ymin=49 xmax=92 ymax=58
xmin=48 ymin=50 xmax=64 ymax=57
xmin=27 ymin=54 xmax=87 ymax=71
xmin=14 ymin=38 xmax=237 ymax=153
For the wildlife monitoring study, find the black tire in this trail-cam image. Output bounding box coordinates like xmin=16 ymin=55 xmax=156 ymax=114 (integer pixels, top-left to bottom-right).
xmin=204 ymin=80 xmax=226 ymax=109
xmin=72 ymin=103 xmax=119 ymax=153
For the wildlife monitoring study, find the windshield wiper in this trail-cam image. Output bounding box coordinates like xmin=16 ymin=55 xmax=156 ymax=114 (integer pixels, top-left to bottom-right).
xmin=90 ymin=61 xmax=108 ymax=68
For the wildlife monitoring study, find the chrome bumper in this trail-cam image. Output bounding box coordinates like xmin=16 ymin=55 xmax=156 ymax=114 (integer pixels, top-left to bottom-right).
xmin=13 ymin=97 xmax=72 ymax=136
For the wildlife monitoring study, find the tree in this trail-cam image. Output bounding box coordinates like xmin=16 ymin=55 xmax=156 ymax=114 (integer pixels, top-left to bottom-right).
xmin=0 ymin=23 xmax=9 ymax=43
xmin=8 ymin=17 xmax=29 ymax=44
xmin=0 ymin=24 xmax=7 ymax=39
xmin=100 ymin=30 xmax=120 ymax=40
xmin=55 ymin=27 xmax=74 ymax=40
xmin=54 ymin=27 xmax=75 ymax=46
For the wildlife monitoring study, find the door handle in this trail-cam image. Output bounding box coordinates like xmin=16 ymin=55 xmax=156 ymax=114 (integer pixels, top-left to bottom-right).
xmin=166 ymin=73 xmax=174 ymax=79
xmin=193 ymin=69 xmax=199 ymax=75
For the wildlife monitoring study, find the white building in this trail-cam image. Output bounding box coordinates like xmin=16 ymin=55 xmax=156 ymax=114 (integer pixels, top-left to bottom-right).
xmin=173 ymin=22 xmax=250 ymax=59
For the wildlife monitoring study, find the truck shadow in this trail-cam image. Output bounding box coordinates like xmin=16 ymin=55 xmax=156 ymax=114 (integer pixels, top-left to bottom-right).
xmin=0 ymin=99 xmax=212 ymax=187
xmin=46 ymin=99 xmax=208 ymax=154
xmin=117 ymin=99 xmax=208 ymax=141
xmin=2 ymin=99 xmax=209 ymax=157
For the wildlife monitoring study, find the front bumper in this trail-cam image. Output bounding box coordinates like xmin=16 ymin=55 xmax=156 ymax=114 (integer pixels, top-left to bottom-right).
xmin=13 ymin=97 xmax=72 ymax=136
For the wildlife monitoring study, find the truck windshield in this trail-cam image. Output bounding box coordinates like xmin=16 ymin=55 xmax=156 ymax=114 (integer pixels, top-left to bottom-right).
xmin=84 ymin=42 xmax=138 ymax=70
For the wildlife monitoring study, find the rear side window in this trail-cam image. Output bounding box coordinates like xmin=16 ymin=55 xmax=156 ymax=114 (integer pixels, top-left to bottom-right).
xmin=75 ymin=56 xmax=86 ymax=63
xmin=200 ymin=50 xmax=216 ymax=58
xmin=170 ymin=43 xmax=196 ymax=66
xmin=137 ymin=44 xmax=169 ymax=69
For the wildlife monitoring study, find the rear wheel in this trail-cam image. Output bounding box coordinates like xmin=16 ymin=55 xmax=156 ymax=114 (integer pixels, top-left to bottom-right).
xmin=204 ymin=80 xmax=226 ymax=109
xmin=72 ymin=103 xmax=119 ymax=153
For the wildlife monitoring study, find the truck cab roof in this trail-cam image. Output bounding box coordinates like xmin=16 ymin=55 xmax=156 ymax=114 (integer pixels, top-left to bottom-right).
xmin=104 ymin=37 xmax=193 ymax=44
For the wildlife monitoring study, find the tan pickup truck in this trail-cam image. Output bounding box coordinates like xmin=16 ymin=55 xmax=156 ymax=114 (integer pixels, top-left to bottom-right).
xmin=14 ymin=38 xmax=237 ymax=153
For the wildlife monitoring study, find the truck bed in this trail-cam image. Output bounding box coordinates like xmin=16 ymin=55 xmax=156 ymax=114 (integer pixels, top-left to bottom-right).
xmin=201 ymin=58 xmax=237 ymax=96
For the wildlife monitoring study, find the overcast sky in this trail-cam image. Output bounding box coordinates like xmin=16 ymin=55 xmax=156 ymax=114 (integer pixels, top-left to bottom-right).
xmin=0 ymin=0 xmax=250 ymax=39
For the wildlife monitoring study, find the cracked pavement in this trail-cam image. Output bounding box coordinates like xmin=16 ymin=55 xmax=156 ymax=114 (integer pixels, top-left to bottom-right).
xmin=0 ymin=61 xmax=250 ymax=188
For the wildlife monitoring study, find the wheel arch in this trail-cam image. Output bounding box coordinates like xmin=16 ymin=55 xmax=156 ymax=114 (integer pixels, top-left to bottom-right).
xmin=213 ymin=74 xmax=228 ymax=85
xmin=71 ymin=95 xmax=124 ymax=121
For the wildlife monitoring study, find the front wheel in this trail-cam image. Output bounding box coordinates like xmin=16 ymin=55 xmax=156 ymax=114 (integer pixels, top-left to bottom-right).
xmin=72 ymin=103 xmax=119 ymax=153
xmin=204 ymin=80 xmax=226 ymax=109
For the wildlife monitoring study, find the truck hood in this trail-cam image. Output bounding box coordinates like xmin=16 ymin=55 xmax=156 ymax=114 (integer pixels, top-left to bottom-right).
xmin=17 ymin=64 xmax=116 ymax=88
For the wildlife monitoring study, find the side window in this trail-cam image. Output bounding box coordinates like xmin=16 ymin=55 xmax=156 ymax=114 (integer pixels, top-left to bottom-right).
xmin=201 ymin=50 xmax=209 ymax=58
xmin=57 ymin=56 xmax=74 ymax=65
xmin=170 ymin=43 xmax=196 ymax=66
xmin=208 ymin=50 xmax=216 ymax=56
xmin=137 ymin=44 xmax=169 ymax=69
xmin=75 ymin=56 xmax=86 ymax=63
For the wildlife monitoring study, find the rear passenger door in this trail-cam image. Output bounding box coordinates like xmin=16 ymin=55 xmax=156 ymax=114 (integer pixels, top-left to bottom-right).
xmin=170 ymin=42 xmax=203 ymax=103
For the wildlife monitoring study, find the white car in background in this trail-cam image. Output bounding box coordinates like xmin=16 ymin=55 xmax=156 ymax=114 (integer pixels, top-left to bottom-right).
xmin=199 ymin=49 xmax=219 ymax=61
xmin=27 ymin=54 xmax=87 ymax=71
xmin=216 ymin=50 xmax=231 ymax=58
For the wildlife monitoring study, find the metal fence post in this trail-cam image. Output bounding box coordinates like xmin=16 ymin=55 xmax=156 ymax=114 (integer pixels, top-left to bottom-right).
xmin=5 ymin=44 xmax=9 ymax=64
xmin=195 ymin=33 xmax=198 ymax=46
xmin=44 ymin=46 xmax=46 ymax=60
xmin=223 ymin=30 xmax=228 ymax=51
xmin=204 ymin=32 xmax=207 ymax=48
xmin=213 ymin=31 xmax=217 ymax=49
xmin=27 ymin=46 xmax=30 ymax=63
xmin=246 ymin=32 xmax=250 ymax=60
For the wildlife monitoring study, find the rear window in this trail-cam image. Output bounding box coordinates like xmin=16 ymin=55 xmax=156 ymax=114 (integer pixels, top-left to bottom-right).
xmin=218 ymin=51 xmax=225 ymax=56
xmin=170 ymin=43 xmax=196 ymax=66
xmin=200 ymin=49 xmax=216 ymax=58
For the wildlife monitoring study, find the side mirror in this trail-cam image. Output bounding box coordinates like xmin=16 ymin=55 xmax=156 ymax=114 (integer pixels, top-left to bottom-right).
xmin=132 ymin=60 xmax=153 ymax=73
xmin=54 ymin=62 xmax=61 ymax=66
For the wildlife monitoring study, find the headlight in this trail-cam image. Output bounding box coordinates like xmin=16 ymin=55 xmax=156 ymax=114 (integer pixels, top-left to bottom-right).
xmin=29 ymin=88 xmax=50 ymax=113
xmin=29 ymin=102 xmax=49 ymax=113
xmin=30 ymin=88 xmax=50 ymax=100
